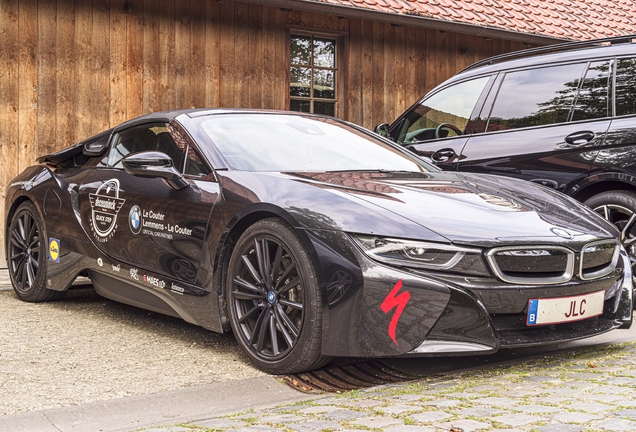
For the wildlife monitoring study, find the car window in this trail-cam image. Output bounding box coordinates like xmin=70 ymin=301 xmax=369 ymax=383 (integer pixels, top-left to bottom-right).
xmin=615 ymin=57 xmax=636 ymax=117
xmin=184 ymin=146 xmax=210 ymax=176
xmin=197 ymin=114 xmax=433 ymax=173
xmin=571 ymin=60 xmax=610 ymax=121
xmin=397 ymin=77 xmax=490 ymax=144
xmin=107 ymin=123 xmax=185 ymax=171
xmin=486 ymin=63 xmax=588 ymax=132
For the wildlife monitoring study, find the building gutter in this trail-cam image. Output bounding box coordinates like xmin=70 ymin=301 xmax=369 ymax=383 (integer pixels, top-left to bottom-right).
xmin=237 ymin=0 xmax=568 ymax=45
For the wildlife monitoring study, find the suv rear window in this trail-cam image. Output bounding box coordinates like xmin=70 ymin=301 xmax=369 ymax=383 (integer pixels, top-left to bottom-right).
xmin=486 ymin=62 xmax=608 ymax=132
xmin=615 ymin=58 xmax=636 ymax=117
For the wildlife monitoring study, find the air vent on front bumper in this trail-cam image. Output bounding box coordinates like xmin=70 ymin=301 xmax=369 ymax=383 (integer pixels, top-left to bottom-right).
xmin=486 ymin=246 xmax=575 ymax=285
xmin=486 ymin=240 xmax=621 ymax=285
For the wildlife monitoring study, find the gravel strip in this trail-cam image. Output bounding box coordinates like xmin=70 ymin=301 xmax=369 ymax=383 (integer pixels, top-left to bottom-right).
xmin=0 ymin=288 xmax=263 ymax=416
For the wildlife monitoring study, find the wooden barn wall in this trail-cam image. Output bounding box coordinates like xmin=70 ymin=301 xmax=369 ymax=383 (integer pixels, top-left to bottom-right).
xmin=0 ymin=0 xmax=532 ymax=266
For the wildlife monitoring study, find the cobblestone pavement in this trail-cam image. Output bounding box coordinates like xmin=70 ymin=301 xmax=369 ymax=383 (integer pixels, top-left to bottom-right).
xmin=145 ymin=341 xmax=636 ymax=432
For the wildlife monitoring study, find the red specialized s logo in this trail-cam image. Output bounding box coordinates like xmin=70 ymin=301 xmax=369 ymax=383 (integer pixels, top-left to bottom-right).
xmin=380 ymin=279 xmax=411 ymax=345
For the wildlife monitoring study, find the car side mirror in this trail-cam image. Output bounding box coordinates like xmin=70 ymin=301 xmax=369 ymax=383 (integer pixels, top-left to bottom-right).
xmin=122 ymin=151 xmax=189 ymax=190
xmin=374 ymin=123 xmax=390 ymax=139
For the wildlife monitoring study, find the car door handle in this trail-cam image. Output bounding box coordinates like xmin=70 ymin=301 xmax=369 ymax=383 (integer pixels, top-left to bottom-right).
xmin=431 ymin=148 xmax=457 ymax=163
xmin=565 ymin=131 xmax=595 ymax=145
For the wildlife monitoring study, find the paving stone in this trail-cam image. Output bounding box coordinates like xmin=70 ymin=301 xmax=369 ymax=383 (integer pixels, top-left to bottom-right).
xmin=474 ymin=397 xmax=518 ymax=406
xmin=566 ymin=373 xmax=599 ymax=379
xmin=536 ymin=425 xmax=582 ymax=432
xmin=190 ymin=418 xmax=244 ymax=428
xmin=594 ymin=394 xmax=626 ymax=403
xmin=385 ymin=426 xmax=436 ymax=432
xmin=350 ymin=415 xmax=403 ymax=428
xmin=602 ymin=377 xmax=636 ymax=385
xmin=594 ymin=385 xmax=633 ymax=394
xmin=596 ymin=418 xmax=636 ymax=431
xmin=390 ymin=394 xmax=428 ymax=402
xmin=288 ymin=420 xmax=340 ymax=431
xmin=233 ymin=427 xmax=279 ymax=432
xmin=617 ymin=409 xmax=636 ymax=419
xmin=531 ymin=396 xmax=573 ymax=404
xmin=521 ymin=376 xmax=562 ymax=383
xmin=321 ymin=409 xmax=370 ymax=421
xmin=409 ymin=411 xmax=453 ymax=423
xmin=566 ymin=381 xmax=597 ymax=390
xmin=468 ymin=385 xmax=500 ymax=392
xmin=567 ymin=401 xmax=613 ymax=413
xmin=552 ymin=412 xmax=602 ymax=423
xmin=437 ymin=419 xmax=491 ymax=432
xmin=142 ymin=428 xmax=191 ymax=432
xmin=615 ymin=400 xmax=636 ymax=407
xmin=513 ymin=404 xmax=558 ymax=414
xmin=260 ymin=414 xmax=307 ymax=424
xmin=340 ymin=399 xmax=384 ymax=408
xmin=443 ymin=392 xmax=483 ymax=399
xmin=456 ymin=407 xmax=506 ymax=417
xmin=495 ymin=413 xmax=545 ymax=427
xmin=297 ymin=406 xmax=343 ymax=414
xmin=542 ymin=388 xmax=577 ymax=396
xmin=420 ymin=399 xmax=462 ymax=408
xmin=379 ymin=404 xmax=420 ymax=415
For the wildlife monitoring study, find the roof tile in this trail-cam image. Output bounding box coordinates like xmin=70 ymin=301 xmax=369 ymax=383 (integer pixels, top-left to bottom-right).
xmin=313 ymin=0 xmax=636 ymax=41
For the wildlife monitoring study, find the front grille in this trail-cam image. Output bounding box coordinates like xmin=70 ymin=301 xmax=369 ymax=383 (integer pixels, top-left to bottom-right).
xmin=579 ymin=240 xmax=620 ymax=280
xmin=486 ymin=240 xmax=621 ymax=285
xmin=486 ymin=246 xmax=575 ymax=285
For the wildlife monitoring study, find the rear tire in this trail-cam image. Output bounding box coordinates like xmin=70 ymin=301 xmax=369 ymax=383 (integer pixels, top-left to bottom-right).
xmin=227 ymin=218 xmax=329 ymax=374
xmin=7 ymin=201 xmax=65 ymax=302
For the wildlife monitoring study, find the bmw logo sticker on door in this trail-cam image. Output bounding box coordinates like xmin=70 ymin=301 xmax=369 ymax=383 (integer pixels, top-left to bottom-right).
xmin=129 ymin=205 xmax=142 ymax=235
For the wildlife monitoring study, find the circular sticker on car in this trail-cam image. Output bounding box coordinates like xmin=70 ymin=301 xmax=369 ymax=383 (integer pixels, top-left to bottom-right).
xmin=129 ymin=205 xmax=142 ymax=235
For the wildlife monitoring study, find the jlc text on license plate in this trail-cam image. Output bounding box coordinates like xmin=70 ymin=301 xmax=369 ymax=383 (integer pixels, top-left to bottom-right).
xmin=527 ymin=290 xmax=605 ymax=326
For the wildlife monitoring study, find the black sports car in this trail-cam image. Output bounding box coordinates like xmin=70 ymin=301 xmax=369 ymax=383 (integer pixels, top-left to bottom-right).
xmin=5 ymin=109 xmax=633 ymax=374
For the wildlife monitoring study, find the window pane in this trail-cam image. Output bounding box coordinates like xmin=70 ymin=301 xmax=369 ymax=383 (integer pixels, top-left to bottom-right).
xmin=616 ymin=58 xmax=636 ymax=116
xmin=399 ymin=77 xmax=489 ymax=143
xmin=290 ymin=99 xmax=310 ymax=112
xmin=185 ymin=146 xmax=210 ymax=176
xmin=571 ymin=60 xmax=609 ymax=121
xmin=290 ymin=36 xmax=311 ymax=65
xmin=313 ymin=38 xmax=335 ymax=68
xmin=108 ymin=123 xmax=183 ymax=170
xmin=313 ymin=69 xmax=335 ymax=99
xmin=314 ymin=101 xmax=335 ymax=116
xmin=487 ymin=63 xmax=587 ymax=132
xmin=290 ymin=67 xmax=311 ymax=97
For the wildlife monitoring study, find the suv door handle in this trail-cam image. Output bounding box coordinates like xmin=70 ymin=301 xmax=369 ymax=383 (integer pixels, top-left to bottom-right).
xmin=431 ymin=148 xmax=457 ymax=163
xmin=565 ymin=131 xmax=595 ymax=145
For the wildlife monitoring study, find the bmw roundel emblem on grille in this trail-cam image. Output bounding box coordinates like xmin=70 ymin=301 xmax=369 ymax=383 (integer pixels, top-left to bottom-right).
xmin=551 ymin=227 xmax=574 ymax=239
xmin=129 ymin=205 xmax=142 ymax=235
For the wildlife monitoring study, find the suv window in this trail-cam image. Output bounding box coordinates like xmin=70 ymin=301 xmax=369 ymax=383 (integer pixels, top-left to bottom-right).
xmin=397 ymin=77 xmax=490 ymax=143
xmin=107 ymin=123 xmax=185 ymax=170
xmin=487 ymin=63 xmax=589 ymax=132
xmin=571 ymin=60 xmax=610 ymax=121
xmin=615 ymin=58 xmax=636 ymax=117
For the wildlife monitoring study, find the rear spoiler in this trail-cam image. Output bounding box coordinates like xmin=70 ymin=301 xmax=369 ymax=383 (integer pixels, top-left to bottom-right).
xmin=36 ymin=128 xmax=113 ymax=167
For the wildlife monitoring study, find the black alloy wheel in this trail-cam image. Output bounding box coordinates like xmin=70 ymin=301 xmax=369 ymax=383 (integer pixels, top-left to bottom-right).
xmin=8 ymin=201 xmax=64 ymax=302
xmin=227 ymin=219 xmax=328 ymax=374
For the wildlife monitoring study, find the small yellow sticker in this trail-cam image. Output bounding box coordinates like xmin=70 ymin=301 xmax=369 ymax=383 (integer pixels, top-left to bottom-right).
xmin=49 ymin=238 xmax=60 ymax=263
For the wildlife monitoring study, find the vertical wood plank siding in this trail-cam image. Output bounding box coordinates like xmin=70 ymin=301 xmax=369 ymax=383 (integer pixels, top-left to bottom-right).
xmin=0 ymin=0 xmax=532 ymax=264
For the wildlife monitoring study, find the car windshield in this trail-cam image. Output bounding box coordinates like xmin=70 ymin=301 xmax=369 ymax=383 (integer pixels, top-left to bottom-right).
xmin=196 ymin=114 xmax=434 ymax=172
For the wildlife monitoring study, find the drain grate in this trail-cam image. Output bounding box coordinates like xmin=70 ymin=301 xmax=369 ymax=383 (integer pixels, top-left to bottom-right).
xmin=283 ymin=361 xmax=415 ymax=393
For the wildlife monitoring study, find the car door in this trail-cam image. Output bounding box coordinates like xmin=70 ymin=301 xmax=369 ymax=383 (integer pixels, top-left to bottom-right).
xmin=77 ymin=121 xmax=217 ymax=283
xmin=457 ymin=60 xmax=612 ymax=193
xmin=389 ymin=75 xmax=495 ymax=169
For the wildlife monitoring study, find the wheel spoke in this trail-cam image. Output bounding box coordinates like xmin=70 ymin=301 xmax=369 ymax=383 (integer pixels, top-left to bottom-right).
xmin=601 ymin=205 xmax=609 ymax=220
xmin=269 ymin=313 xmax=279 ymax=356
xmin=273 ymin=306 xmax=295 ymax=347
xmin=232 ymin=291 xmax=265 ymax=301
xmin=30 ymin=235 xmax=39 ymax=249
xmin=270 ymin=244 xmax=283 ymax=285
xmin=17 ymin=216 xmax=26 ymax=244
xmin=277 ymin=276 xmax=300 ymax=295
xmin=254 ymin=239 xmax=271 ymax=288
xmin=279 ymin=298 xmax=303 ymax=310
xmin=234 ymin=276 xmax=266 ymax=294
xmin=275 ymin=263 xmax=296 ymax=290
xmin=276 ymin=303 xmax=299 ymax=338
xmin=239 ymin=304 xmax=262 ymax=324
xmin=10 ymin=252 xmax=24 ymax=261
xmin=26 ymin=260 xmax=36 ymax=287
xmin=249 ymin=308 xmax=268 ymax=345
xmin=30 ymin=255 xmax=39 ymax=269
xmin=241 ymin=254 xmax=263 ymax=284
xmin=256 ymin=309 xmax=271 ymax=353
xmin=11 ymin=230 xmax=27 ymax=249
xmin=21 ymin=258 xmax=29 ymax=288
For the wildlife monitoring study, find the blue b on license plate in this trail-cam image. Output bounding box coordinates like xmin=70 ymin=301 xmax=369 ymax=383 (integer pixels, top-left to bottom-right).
xmin=527 ymin=290 xmax=605 ymax=326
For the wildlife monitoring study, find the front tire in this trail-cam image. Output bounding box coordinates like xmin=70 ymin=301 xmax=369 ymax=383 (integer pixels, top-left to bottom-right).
xmin=227 ymin=218 xmax=329 ymax=374
xmin=8 ymin=201 xmax=64 ymax=302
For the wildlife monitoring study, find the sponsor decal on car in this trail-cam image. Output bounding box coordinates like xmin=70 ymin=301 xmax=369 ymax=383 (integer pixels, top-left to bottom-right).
xmin=89 ymin=179 xmax=126 ymax=242
xmin=49 ymin=238 xmax=60 ymax=262
xmin=380 ymin=279 xmax=411 ymax=346
xmin=130 ymin=267 xmax=140 ymax=281
xmin=143 ymin=274 xmax=166 ymax=288
xmin=129 ymin=205 xmax=142 ymax=235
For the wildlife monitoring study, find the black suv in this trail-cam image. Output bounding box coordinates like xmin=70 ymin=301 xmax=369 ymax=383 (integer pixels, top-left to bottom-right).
xmin=377 ymin=35 xmax=636 ymax=253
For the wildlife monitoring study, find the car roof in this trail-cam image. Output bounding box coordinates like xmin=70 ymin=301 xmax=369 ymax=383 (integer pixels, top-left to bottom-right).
xmin=450 ymin=35 xmax=636 ymax=84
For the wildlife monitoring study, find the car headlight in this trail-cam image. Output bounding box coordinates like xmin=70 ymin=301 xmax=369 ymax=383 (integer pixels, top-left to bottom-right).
xmin=350 ymin=234 xmax=489 ymax=276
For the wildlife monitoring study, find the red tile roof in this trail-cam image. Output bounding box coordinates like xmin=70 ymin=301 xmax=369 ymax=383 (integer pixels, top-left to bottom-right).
xmin=313 ymin=0 xmax=636 ymax=41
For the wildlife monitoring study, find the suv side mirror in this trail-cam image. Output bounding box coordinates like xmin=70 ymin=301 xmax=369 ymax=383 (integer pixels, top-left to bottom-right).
xmin=374 ymin=123 xmax=390 ymax=139
xmin=122 ymin=151 xmax=189 ymax=190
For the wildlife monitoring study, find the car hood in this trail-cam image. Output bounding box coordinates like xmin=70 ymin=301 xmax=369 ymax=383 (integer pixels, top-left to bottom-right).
xmin=219 ymin=170 xmax=617 ymax=247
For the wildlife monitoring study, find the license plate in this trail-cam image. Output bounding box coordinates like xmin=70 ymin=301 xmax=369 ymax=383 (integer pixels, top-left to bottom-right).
xmin=527 ymin=290 xmax=605 ymax=326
